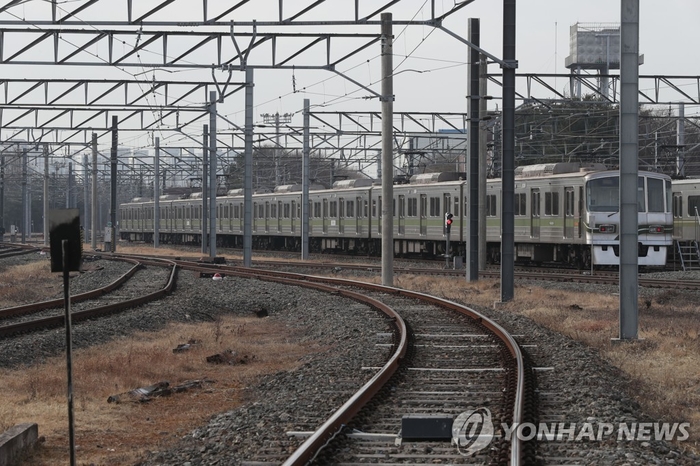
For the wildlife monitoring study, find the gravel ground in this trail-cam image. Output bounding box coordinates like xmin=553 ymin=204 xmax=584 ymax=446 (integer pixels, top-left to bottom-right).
xmin=2 ymin=252 xmax=698 ymax=464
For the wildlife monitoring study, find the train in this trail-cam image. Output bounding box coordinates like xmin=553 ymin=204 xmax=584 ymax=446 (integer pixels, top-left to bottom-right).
xmin=119 ymin=162 xmax=684 ymax=269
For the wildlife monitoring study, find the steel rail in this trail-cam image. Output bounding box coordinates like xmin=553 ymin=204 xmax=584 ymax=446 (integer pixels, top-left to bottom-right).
xmin=0 ymin=259 xmax=177 ymax=338
xmin=0 ymin=258 xmax=142 ymax=319
xmin=173 ymin=260 xmax=525 ymax=465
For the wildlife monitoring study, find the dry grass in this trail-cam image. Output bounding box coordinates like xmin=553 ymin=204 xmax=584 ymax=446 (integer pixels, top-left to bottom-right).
xmin=4 ymin=251 xmax=699 ymax=460
xmin=0 ymin=259 xmax=57 ymax=307
xmin=1 ymin=315 xmax=324 ymax=465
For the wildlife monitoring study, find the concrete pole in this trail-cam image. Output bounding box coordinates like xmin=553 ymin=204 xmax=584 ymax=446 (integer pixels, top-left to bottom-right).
xmin=209 ymin=91 xmax=217 ymax=258
xmin=243 ymin=68 xmax=254 ymax=267
xmin=380 ymin=12 xmax=394 ymax=286
xmin=91 ymin=134 xmax=97 ymax=250
xmin=479 ymin=56 xmax=488 ymax=270
xmin=83 ymin=153 xmax=89 ymax=241
xmin=0 ymin=151 xmax=4 ymax=237
xmin=467 ymin=18 xmax=480 ymax=282
xmin=201 ymin=124 xmax=208 ymax=254
xmin=154 ymin=137 xmax=160 ymax=249
xmin=618 ymin=0 xmax=640 ymax=340
xmin=67 ymin=162 xmax=72 ymax=209
xmin=21 ymin=148 xmax=27 ymax=244
xmin=110 ymin=115 xmax=118 ymax=252
xmin=44 ymin=144 xmax=50 ymax=246
xmin=302 ymin=98 xmax=310 ymax=260
xmin=500 ymin=0 xmax=516 ymax=302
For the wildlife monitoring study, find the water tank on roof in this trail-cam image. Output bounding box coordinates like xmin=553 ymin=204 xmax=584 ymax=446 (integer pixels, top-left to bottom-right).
xmin=409 ymin=172 xmax=463 ymax=184
xmin=332 ymin=179 xmax=374 ymax=189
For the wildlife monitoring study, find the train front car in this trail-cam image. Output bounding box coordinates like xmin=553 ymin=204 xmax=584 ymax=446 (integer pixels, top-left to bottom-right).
xmin=584 ymin=170 xmax=672 ymax=267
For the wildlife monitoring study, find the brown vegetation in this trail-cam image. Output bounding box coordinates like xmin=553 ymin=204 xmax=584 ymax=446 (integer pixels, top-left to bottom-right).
xmin=2 ymin=247 xmax=699 ymax=462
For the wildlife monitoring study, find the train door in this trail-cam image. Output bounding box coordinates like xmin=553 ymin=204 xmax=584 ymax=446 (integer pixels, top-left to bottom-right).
xmin=564 ymin=187 xmax=575 ymax=239
xmin=338 ymin=197 xmax=345 ymax=234
xmin=277 ymin=201 xmax=283 ymax=233
xmin=420 ymin=194 xmax=427 ymax=235
xmin=356 ymin=196 xmax=362 ymax=234
xmin=323 ymin=199 xmax=329 ymax=234
xmin=398 ymin=195 xmax=405 ymax=235
xmin=377 ymin=197 xmax=382 ymax=235
xmin=530 ymin=188 xmax=540 ymax=238
xmin=265 ymin=202 xmax=270 ymax=233
xmin=673 ymin=193 xmax=683 ymax=240
xmin=346 ymin=198 xmax=356 ymax=235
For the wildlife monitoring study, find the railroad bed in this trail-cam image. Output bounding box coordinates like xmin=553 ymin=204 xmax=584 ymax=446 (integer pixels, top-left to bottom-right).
xmin=1 ymin=249 xmax=698 ymax=464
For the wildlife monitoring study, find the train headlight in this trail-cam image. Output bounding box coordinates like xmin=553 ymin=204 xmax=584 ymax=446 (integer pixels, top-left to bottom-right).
xmin=648 ymin=225 xmax=665 ymax=234
xmin=597 ymin=224 xmax=616 ymax=233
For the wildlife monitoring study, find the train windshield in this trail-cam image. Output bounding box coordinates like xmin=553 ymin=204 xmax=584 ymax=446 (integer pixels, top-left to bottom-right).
xmin=586 ymin=176 xmax=619 ymax=212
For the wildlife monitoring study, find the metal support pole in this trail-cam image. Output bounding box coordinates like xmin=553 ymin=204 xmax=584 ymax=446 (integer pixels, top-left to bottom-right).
xmin=618 ymin=0 xmax=640 ymax=340
xmin=21 ymin=148 xmax=27 ymax=244
xmin=380 ymin=12 xmax=394 ymax=286
xmin=302 ymin=99 xmax=310 ymax=260
xmin=500 ymin=0 xmax=516 ymax=302
xmin=677 ymin=103 xmax=685 ymax=177
xmin=467 ymin=18 xmax=480 ymax=282
xmin=154 ymin=137 xmax=160 ymax=249
xmin=44 ymin=145 xmax=50 ymax=246
xmin=243 ymin=68 xmax=254 ymax=267
xmin=91 ymin=134 xmax=97 ymax=250
xmin=209 ymin=91 xmax=217 ymax=258
xmin=202 ymin=125 xmax=208 ymax=254
xmin=110 ymin=115 xmax=118 ymax=252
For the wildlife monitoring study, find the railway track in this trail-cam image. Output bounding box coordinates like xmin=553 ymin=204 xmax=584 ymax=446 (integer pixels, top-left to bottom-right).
xmin=2 ymin=245 xmax=697 ymax=464
xmin=146 ymin=258 xmax=532 ymax=465
xmin=0 ymin=256 xmax=177 ymax=338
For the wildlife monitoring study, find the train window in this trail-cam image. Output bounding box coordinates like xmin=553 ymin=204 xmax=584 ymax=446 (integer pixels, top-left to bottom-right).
xmin=647 ymin=178 xmax=665 ymax=213
xmin=347 ymin=200 xmax=355 ymax=218
xmin=372 ymin=199 xmax=377 ymax=217
xmin=283 ymin=203 xmax=290 ymax=218
xmin=545 ymin=192 xmax=559 ymax=216
xmin=637 ymin=177 xmax=645 ymax=212
xmin=271 ymin=203 xmax=277 ymax=219
xmin=666 ymin=180 xmax=672 ymax=213
xmin=587 ymin=177 xmax=619 ymax=212
xmin=443 ymin=195 xmax=451 ymax=216
xmin=330 ymin=201 xmax=337 ymax=217
xmin=566 ymin=189 xmax=575 ymax=216
xmin=364 ymin=200 xmax=369 ymax=218
xmin=314 ymin=201 xmax=321 ymax=218
xmin=430 ymin=197 xmax=440 ymax=216
xmin=339 ymin=199 xmax=345 ymax=218
xmin=453 ymin=197 xmax=459 ymax=217
xmin=420 ymin=195 xmax=427 ymax=218
xmin=393 ymin=198 xmax=396 ymax=217
xmin=673 ymin=194 xmax=682 ymax=218
xmin=486 ymin=195 xmax=497 ymax=216
xmin=531 ymin=190 xmax=540 ymax=217
xmin=408 ymin=198 xmax=417 ymax=217
xmin=688 ymin=196 xmax=700 ymax=217
xmin=398 ymin=196 xmax=405 ymax=218
xmin=515 ymin=193 xmax=526 ymax=215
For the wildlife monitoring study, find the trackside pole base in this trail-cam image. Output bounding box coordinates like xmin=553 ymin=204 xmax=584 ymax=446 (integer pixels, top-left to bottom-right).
xmin=611 ymin=337 xmax=644 ymax=344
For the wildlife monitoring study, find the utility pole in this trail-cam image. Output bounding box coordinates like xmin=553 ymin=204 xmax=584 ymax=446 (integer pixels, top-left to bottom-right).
xmin=202 ymin=124 xmax=208 ymax=254
xmin=44 ymin=144 xmax=50 ymax=246
xmin=91 ymin=134 xmax=97 ymax=250
xmin=110 ymin=116 xmax=118 ymax=252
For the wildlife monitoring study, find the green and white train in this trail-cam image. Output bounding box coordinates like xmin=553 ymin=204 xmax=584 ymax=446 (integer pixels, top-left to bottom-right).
xmin=119 ymin=162 xmax=675 ymax=268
